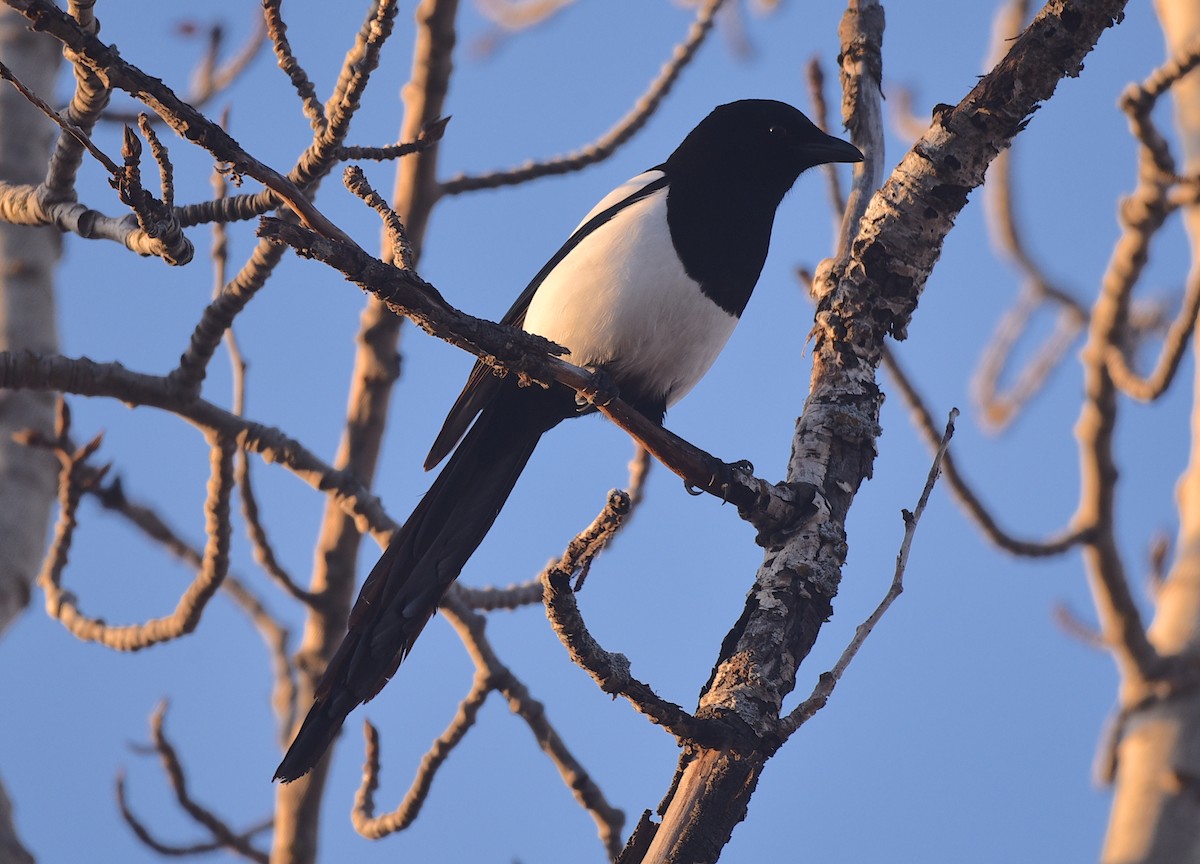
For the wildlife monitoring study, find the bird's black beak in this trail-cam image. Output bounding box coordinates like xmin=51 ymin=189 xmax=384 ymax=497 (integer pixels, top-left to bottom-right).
xmin=803 ymin=133 xmax=864 ymax=166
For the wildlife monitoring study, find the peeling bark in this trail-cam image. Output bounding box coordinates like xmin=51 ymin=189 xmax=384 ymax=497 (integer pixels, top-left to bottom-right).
xmin=636 ymin=2 xmax=1131 ymax=860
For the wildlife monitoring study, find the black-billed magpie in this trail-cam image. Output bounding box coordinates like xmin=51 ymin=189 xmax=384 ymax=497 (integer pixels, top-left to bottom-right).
xmin=274 ymin=99 xmax=862 ymax=782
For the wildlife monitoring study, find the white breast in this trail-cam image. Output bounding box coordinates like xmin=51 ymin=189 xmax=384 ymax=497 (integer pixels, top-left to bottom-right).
xmin=522 ymin=171 xmax=738 ymax=409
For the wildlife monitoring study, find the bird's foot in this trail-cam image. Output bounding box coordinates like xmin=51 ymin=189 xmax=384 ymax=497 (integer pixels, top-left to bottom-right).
xmin=684 ymin=459 xmax=755 ymax=499
xmin=715 ymin=459 xmax=755 ymax=503
xmin=576 ymin=365 xmax=620 ymax=409
xmin=725 ymin=458 xmax=755 ymax=476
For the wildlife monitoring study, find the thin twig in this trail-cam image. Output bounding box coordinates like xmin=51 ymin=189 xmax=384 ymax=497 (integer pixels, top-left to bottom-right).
xmin=352 ymin=672 xmax=491 ymax=837
xmin=7 ymin=0 xmax=355 ymax=243
xmin=336 ymin=114 xmax=450 ymax=162
xmin=454 ymin=579 xmax=544 ymax=611
xmin=0 ymin=58 xmax=117 ymax=170
xmin=461 ymin=442 xmax=652 ymax=610
xmin=85 ymin=471 xmax=299 ymax=729
xmin=779 ymin=409 xmax=957 ymax=737
xmin=444 ymin=592 xmax=627 ymax=859
xmin=806 ymin=56 xmax=846 ymax=219
xmin=971 ymin=0 xmax=1087 ymax=430
xmin=117 ymin=772 xmax=273 ymax=858
xmin=884 ymin=345 xmax=1090 ymax=556
xmin=1147 ymin=532 xmax=1170 ymax=598
xmin=104 ymin=16 xmax=269 ymax=125
xmin=353 ymin=587 xmax=627 ymax=860
xmin=439 ymin=0 xmax=727 ymax=196
xmin=972 ymin=289 xmax=1085 ymax=430
xmin=1051 ymin=601 xmax=1107 ymax=649
xmin=127 ymin=702 xmax=270 ymax=863
xmin=344 ymin=165 xmax=415 ymax=270
xmin=262 ymin=0 xmax=325 ymax=133
xmin=1104 ymin=263 xmax=1200 ymax=401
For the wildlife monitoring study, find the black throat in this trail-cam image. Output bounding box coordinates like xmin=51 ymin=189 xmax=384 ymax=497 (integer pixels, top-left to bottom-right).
xmin=660 ymin=164 xmax=787 ymax=318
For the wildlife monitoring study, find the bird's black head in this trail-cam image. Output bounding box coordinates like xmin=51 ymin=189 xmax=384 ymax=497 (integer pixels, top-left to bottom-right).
xmin=663 ymin=99 xmax=863 ymax=205
xmin=655 ymin=100 xmax=862 ymax=318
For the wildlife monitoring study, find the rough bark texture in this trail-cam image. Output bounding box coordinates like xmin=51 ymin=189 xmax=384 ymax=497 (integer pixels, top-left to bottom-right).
xmin=1103 ymin=3 xmax=1200 ymax=861
xmin=639 ymin=2 xmax=1130 ymax=860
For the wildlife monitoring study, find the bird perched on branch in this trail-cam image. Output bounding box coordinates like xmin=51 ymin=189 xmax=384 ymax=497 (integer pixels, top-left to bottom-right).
xmin=274 ymin=99 xmax=862 ymax=783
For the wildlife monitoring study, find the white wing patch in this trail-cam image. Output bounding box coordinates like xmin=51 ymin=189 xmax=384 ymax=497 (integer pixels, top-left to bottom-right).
xmin=522 ymin=171 xmax=737 ymax=409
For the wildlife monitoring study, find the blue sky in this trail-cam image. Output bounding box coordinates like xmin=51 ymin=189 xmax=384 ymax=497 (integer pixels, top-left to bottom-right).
xmin=0 ymin=1 xmax=1189 ymax=862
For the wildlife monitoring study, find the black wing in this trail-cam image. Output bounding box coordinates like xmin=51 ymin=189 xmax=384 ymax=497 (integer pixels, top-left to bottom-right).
xmin=424 ymin=171 xmax=670 ymax=470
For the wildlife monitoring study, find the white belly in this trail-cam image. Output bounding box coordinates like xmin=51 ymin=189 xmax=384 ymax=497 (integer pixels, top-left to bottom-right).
xmin=522 ymin=172 xmax=738 ymax=409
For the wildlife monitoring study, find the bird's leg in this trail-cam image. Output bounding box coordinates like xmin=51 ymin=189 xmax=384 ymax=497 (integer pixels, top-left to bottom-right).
xmin=575 ymin=364 xmax=621 ymax=409
xmin=710 ymin=458 xmax=754 ymax=503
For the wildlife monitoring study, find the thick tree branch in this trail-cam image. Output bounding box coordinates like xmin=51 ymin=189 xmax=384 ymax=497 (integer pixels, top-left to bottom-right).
xmin=636 ymin=2 xmax=1131 ymax=861
xmin=780 ymin=409 xmax=956 ymax=736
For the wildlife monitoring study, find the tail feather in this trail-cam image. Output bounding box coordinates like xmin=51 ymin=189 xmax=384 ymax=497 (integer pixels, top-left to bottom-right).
xmin=273 ymin=386 xmax=570 ymax=783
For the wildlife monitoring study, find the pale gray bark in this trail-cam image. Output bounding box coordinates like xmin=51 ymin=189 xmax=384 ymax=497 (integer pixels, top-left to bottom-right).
xmin=0 ymin=7 xmax=59 ymax=636
xmin=0 ymin=10 xmax=60 ymax=864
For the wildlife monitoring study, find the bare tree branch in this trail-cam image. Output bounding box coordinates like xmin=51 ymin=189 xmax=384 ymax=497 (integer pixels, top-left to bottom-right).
xmin=103 ymin=14 xmax=268 ymax=126
xmin=272 ymin=2 xmax=456 ymax=861
xmin=351 ymin=673 xmax=491 ymax=838
xmin=641 ymin=2 xmax=1132 ymax=860
xmin=1103 ymin=36 xmax=1200 ymax=401
xmin=30 ymin=416 xmax=235 ymax=651
xmin=833 ymin=0 xmax=884 ymax=259
xmin=884 ymin=344 xmax=1091 ymax=556
xmin=117 ymin=772 xmax=272 ymax=859
xmin=262 ymin=0 xmax=325 ymax=133
xmin=780 ymin=408 xmax=957 ymax=737
xmin=257 ymin=216 xmax=816 ymax=533
xmin=439 ymin=0 xmax=727 ymax=196
xmin=806 ymin=57 xmax=847 ymax=221
xmin=441 ymin=591 xmax=627 ymax=859
xmin=541 ymin=490 xmax=726 ymax=747
xmin=1070 ymin=37 xmax=1200 ymax=688
xmin=4 ymin=0 xmax=355 ymax=244
xmin=43 ymin=0 xmax=107 ymax=195
xmin=118 ymin=702 xmax=270 ymax=863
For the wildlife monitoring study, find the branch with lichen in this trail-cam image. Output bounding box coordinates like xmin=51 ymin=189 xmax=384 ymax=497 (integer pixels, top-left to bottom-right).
xmin=641 ymin=2 xmax=1134 ymax=860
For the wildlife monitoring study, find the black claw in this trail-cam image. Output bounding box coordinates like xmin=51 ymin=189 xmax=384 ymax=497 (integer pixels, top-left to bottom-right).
xmin=576 ymin=364 xmax=620 ymax=409
xmin=728 ymin=458 xmax=754 ymax=475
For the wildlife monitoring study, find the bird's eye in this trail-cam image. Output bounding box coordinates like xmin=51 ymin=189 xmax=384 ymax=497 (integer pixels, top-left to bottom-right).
xmin=768 ymin=124 xmax=788 ymax=137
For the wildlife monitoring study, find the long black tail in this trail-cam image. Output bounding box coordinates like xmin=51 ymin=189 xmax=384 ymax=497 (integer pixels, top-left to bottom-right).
xmin=274 ymin=386 xmax=570 ymax=782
